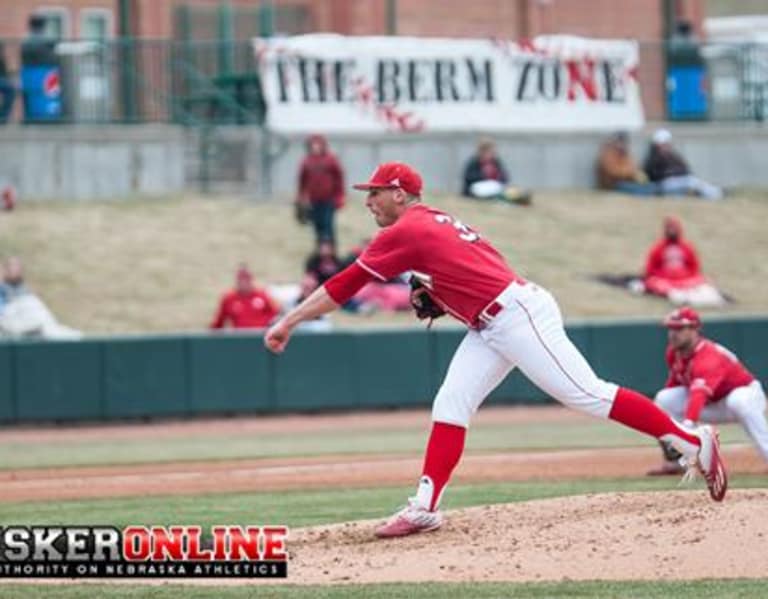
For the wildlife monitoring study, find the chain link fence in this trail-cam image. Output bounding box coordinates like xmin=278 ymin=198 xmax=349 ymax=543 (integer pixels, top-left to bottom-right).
xmin=0 ymin=37 xmax=766 ymax=126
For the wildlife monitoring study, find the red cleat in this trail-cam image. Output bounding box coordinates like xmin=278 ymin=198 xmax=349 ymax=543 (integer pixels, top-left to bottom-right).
xmin=375 ymin=500 xmax=443 ymax=539
xmin=685 ymin=425 xmax=728 ymax=502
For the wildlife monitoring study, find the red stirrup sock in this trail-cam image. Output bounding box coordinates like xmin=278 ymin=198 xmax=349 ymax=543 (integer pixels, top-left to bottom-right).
xmin=609 ymin=387 xmax=701 ymax=448
xmin=416 ymin=421 xmax=466 ymax=511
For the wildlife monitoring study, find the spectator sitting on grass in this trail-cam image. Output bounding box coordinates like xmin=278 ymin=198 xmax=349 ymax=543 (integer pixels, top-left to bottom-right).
xmin=643 ymin=129 xmax=723 ymax=200
xmin=0 ymin=256 xmax=82 ymax=339
xmin=596 ymin=131 xmax=658 ymax=196
xmin=210 ymin=264 xmax=281 ymax=330
xmin=637 ymin=217 xmax=726 ymax=307
xmin=462 ymin=137 xmax=532 ymax=206
xmin=342 ymin=238 xmax=412 ymax=312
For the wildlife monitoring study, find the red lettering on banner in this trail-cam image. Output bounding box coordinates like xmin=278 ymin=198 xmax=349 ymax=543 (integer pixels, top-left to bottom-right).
xmin=185 ymin=526 xmax=213 ymax=560
xmin=212 ymin=526 xmax=229 ymax=560
xmin=262 ymin=526 xmax=288 ymax=560
xmin=566 ymin=59 xmax=598 ymax=101
xmin=228 ymin=526 xmax=261 ymax=560
xmin=150 ymin=526 xmax=185 ymax=560
xmin=123 ymin=527 xmax=151 ymax=561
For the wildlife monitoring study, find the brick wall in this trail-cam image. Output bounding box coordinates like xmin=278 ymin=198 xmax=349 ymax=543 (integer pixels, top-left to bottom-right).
xmin=0 ymin=0 xmax=707 ymax=121
xmin=0 ymin=0 xmax=704 ymax=41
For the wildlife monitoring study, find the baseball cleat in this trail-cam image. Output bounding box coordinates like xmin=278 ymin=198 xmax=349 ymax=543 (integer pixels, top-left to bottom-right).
xmin=375 ymin=500 xmax=443 ymax=539
xmin=685 ymin=425 xmax=728 ymax=502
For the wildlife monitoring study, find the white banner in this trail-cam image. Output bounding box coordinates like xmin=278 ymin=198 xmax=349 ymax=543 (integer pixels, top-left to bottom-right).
xmin=253 ymin=34 xmax=645 ymax=133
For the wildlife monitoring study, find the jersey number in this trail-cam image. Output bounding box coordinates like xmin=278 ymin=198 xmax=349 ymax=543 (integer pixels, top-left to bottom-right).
xmin=434 ymin=214 xmax=480 ymax=242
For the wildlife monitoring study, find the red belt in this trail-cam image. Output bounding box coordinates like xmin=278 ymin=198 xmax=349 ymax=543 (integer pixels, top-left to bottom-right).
xmin=474 ymin=279 xmax=526 ymax=330
xmin=476 ymin=301 xmax=504 ymax=329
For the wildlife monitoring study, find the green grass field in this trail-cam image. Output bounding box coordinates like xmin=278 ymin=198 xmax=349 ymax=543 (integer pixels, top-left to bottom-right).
xmin=3 ymin=579 xmax=767 ymax=599
xmin=0 ymin=417 xmax=753 ymax=470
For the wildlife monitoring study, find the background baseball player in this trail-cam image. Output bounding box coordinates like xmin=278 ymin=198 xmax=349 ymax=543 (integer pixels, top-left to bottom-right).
xmin=264 ymin=161 xmax=728 ymax=539
xmin=648 ymin=306 xmax=768 ymax=475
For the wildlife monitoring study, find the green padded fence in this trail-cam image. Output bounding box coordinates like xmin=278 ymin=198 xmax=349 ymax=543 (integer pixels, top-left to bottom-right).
xmin=0 ymin=317 xmax=765 ymax=423
xmin=0 ymin=343 xmax=13 ymax=421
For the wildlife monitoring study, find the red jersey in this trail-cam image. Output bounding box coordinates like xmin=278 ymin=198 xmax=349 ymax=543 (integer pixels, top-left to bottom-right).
xmin=644 ymin=239 xmax=700 ymax=281
xmin=665 ymin=338 xmax=755 ymax=421
xmin=356 ymin=204 xmax=521 ymax=327
xmin=210 ymin=289 xmax=280 ymax=329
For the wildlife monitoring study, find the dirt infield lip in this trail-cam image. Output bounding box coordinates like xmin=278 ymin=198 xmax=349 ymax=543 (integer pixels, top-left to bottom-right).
xmin=0 ymin=406 xmax=579 ymax=442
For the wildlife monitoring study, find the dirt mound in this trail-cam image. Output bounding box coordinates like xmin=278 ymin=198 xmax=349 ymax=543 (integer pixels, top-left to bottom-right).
xmin=284 ymin=490 xmax=768 ymax=585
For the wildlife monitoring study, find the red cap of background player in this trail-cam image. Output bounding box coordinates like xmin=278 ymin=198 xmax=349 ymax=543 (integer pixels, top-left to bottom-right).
xmin=352 ymin=162 xmax=423 ymax=197
xmin=663 ymin=307 xmax=702 ymax=329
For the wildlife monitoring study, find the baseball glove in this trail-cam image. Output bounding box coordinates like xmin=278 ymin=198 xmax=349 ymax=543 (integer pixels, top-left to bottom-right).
xmin=294 ymin=201 xmax=311 ymax=225
xmin=409 ymin=276 xmax=445 ymax=324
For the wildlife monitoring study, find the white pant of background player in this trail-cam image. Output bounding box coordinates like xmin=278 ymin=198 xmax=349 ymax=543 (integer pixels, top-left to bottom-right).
xmin=656 ymin=381 xmax=768 ymax=463
xmin=432 ymin=280 xmax=618 ymax=430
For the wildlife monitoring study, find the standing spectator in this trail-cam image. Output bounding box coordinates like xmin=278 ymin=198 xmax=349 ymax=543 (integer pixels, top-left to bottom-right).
xmin=596 ymin=132 xmax=657 ymax=196
xmin=210 ymin=264 xmax=280 ymax=330
xmin=462 ymin=138 xmax=532 ymax=205
xmin=296 ymin=134 xmax=345 ymax=245
xmin=0 ymin=42 xmax=16 ymax=123
xmin=641 ymin=217 xmax=725 ymax=306
xmin=643 ymin=129 xmax=723 ymax=200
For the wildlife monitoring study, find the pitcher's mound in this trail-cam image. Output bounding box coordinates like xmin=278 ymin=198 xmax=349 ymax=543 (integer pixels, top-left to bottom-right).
xmin=288 ymin=490 xmax=768 ymax=585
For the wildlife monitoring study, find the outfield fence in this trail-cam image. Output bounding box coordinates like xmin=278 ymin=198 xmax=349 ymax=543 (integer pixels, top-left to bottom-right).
xmin=1 ymin=317 xmax=766 ymax=423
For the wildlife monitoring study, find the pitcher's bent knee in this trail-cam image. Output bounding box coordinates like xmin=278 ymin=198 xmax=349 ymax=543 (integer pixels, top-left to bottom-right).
xmin=432 ymin=386 xmax=475 ymax=428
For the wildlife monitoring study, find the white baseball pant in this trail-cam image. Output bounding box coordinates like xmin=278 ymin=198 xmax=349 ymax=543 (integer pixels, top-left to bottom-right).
xmin=432 ymin=281 xmax=618 ymax=427
xmin=655 ymin=381 xmax=768 ymax=463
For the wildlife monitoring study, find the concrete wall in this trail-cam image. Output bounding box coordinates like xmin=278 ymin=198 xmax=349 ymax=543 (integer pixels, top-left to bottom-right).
xmin=2 ymin=122 xmax=768 ymax=200
xmin=265 ymin=123 xmax=768 ymax=197
xmin=0 ymin=125 xmax=185 ymax=200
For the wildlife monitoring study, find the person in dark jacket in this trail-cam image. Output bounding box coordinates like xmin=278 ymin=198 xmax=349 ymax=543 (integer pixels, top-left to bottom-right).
xmin=296 ymin=134 xmax=346 ymax=244
xmin=462 ymin=138 xmax=532 ymax=205
xmin=643 ymin=129 xmax=723 ymax=200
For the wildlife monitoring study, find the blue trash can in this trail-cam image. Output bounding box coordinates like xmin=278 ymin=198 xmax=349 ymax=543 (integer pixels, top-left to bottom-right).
xmin=666 ymin=37 xmax=709 ymax=121
xmin=21 ymin=65 xmax=62 ymax=122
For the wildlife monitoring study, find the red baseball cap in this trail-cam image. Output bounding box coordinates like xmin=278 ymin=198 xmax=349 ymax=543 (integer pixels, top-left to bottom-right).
xmin=353 ymin=162 xmax=423 ymax=197
xmin=663 ymin=307 xmax=702 ymax=329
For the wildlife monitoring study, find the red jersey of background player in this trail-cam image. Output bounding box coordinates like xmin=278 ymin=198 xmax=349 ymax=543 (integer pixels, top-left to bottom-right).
xmin=665 ymin=338 xmax=754 ymax=420
xmin=356 ymin=203 xmax=522 ymax=327
xmin=211 ymin=288 xmax=279 ymax=329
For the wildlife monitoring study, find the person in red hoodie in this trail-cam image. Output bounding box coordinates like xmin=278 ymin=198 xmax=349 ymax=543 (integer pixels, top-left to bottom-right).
xmin=210 ymin=265 xmax=280 ymax=330
xmin=641 ymin=216 xmax=724 ymax=306
xmin=296 ymin=134 xmax=345 ymax=245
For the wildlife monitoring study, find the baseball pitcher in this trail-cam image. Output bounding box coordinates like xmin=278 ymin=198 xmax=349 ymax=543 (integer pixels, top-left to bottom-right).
xmin=265 ymin=162 xmax=728 ymax=539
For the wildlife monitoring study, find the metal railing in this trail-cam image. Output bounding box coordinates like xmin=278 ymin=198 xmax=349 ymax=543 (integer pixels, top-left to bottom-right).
xmin=0 ymin=38 xmax=267 ymax=126
xmin=0 ymin=37 xmax=766 ymax=126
